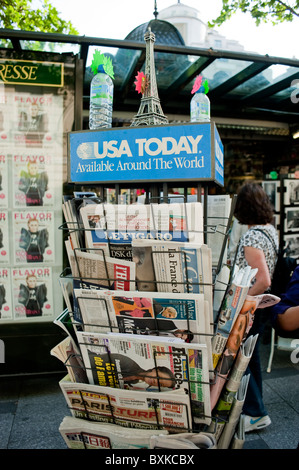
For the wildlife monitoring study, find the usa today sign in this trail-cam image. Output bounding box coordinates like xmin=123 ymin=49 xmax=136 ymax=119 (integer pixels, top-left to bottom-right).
xmin=68 ymin=122 xmax=224 ymax=186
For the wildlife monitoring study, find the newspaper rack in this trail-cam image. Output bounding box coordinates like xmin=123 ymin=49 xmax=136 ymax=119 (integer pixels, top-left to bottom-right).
xmin=55 ymin=195 xmax=250 ymax=449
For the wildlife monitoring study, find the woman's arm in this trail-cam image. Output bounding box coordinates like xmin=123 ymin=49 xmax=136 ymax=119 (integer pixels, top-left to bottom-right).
xmin=277 ymin=306 xmax=299 ymax=331
xmin=244 ymin=246 xmax=271 ymax=295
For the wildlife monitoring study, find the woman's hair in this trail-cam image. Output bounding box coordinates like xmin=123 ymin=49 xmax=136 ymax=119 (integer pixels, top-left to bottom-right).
xmin=234 ymin=182 xmax=274 ymax=225
xmin=145 ymin=366 xmax=176 ymax=388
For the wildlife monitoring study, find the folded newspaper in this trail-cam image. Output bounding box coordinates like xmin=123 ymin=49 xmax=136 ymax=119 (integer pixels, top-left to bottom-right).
xmin=77 ymin=331 xmax=211 ymax=425
xmin=149 ymin=432 xmax=217 ymax=449
xmin=59 ymin=416 xmax=168 ymax=449
xmin=65 ymin=239 xmax=136 ymax=291
xmin=212 ymin=266 xmax=258 ymax=368
xmin=131 ymin=240 xmax=213 ymax=325
xmin=59 ymin=375 xmax=193 ymax=432
xmin=217 ymin=374 xmax=250 ymax=449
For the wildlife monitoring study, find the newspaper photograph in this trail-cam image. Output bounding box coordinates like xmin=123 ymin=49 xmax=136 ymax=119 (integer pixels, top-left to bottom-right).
xmin=59 ymin=416 xmax=168 ymax=449
xmin=65 ymin=239 xmax=136 ymax=291
xmin=0 ymin=267 xmax=13 ymax=321
xmin=60 ymin=377 xmax=193 ymax=432
xmin=77 ymin=331 xmax=211 ymax=425
xmin=0 ymin=211 xmax=10 ymax=265
xmin=13 ymin=210 xmax=55 ymax=265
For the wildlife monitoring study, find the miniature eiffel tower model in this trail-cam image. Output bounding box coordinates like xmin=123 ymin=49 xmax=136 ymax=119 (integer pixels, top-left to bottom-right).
xmin=131 ymin=27 xmax=168 ymax=127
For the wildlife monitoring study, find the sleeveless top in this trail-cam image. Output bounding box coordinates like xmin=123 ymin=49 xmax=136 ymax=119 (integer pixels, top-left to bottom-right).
xmin=236 ymin=224 xmax=279 ymax=285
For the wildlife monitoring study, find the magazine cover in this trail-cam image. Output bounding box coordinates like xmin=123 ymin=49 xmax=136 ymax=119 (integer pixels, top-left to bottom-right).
xmin=0 ymin=211 xmax=10 ymax=264
xmin=60 ymin=377 xmax=193 ymax=432
xmin=0 ymin=152 xmax=8 ymax=208
xmin=0 ymin=267 xmax=13 ymax=321
xmin=13 ymin=210 xmax=55 ymax=265
xmin=13 ymin=152 xmax=54 ymax=208
xmin=77 ymin=331 xmax=211 ymax=425
xmin=12 ymin=266 xmax=54 ymax=320
xmin=12 ymin=92 xmax=63 ymax=149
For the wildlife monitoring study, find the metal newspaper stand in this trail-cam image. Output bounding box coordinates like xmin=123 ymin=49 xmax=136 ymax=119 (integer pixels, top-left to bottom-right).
xmin=52 ymin=120 xmax=249 ymax=449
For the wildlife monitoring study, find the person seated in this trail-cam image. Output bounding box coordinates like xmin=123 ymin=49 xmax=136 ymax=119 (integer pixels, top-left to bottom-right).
xmin=270 ymin=265 xmax=299 ymax=338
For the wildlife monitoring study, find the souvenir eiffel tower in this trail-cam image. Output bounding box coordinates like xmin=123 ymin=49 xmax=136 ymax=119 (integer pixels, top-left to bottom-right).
xmin=131 ymin=27 xmax=168 ymax=126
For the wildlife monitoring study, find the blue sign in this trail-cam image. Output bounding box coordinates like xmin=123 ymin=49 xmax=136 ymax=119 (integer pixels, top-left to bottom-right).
xmin=68 ymin=122 xmax=224 ymax=186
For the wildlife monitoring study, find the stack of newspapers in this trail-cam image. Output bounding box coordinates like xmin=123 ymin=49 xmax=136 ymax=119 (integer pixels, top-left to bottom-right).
xmin=52 ymin=195 xmax=280 ymax=450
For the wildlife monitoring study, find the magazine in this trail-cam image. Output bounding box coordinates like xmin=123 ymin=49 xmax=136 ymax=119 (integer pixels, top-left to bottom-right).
xmin=65 ymin=239 xmax=136 ymax=291
xmin=0 ymin=153 xmax=8 ymax=209
xmin=0 ymin=211 xmax=10 ymax=265
xmin=59 ymin=416 xmax=168 ymax=449
xmin=12 ymin=266 xmax=53 ymax=320
xmin=77 ymin=331 xmax=211 ymax=425
xmin=13 ymin=210 xmax=55 ymax=265
xmin=131 ymin=240 xmax=213 ymax=324
xmin=211 ymin=266 xmax=258 ymax=368
xmin=210 ymin=292 xmax=280 ymax=408
xmin=59 ymin=376 xmax=193 ymax=432
xmin=0 ymin=267 xmax=12 ymax=321
xmin=13 ymin=152 xmax=54 ymax=208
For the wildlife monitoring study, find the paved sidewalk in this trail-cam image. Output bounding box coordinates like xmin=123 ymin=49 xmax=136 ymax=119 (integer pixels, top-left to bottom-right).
xmin=0 ymin=341 xmax=298 ymax=450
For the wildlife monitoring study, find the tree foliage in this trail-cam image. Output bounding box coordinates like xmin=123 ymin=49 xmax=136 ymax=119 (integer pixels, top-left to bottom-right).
xmin=209 ymin=0 xmax=299 ymax=27
xmin=0 ymin=0 xmax=78 ymax=34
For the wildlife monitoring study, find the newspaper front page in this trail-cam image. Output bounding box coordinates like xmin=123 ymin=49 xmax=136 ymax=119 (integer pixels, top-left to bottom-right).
xmin=77 ymin=331 xmax=211 ymax=425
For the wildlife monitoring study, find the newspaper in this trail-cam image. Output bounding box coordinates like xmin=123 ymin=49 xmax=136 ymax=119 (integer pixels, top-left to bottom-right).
xmin=65 ymin=239 xmax=136 ymax=291
xmin=73 ymin=288 xmax=213 ymax=374
xmin=77 ymin=331 xmax=211 ymax=425
xmin=59 ymin=376 xmax=193 ymax=432
xmin=59 ymin=416 xmax=168 ymax=449
xmin=80 ymin=202 xmax=204 ymax=260
xmin=50 ymin=335 xmax=87 ymax=383
xmin=230 ymin=414 xmax=245 ymax=449
xmin=149 ymin=432 xmax=217 ymax=449
xmin=206 ymin=195 xmax=232 ymax=267
xmin=217 ymin=374 xmax=250 ymax=449
xmin=212 ymin=266 xmax=258 ymax=368
xmin=131 ymin=240 xmax=213 ymax=327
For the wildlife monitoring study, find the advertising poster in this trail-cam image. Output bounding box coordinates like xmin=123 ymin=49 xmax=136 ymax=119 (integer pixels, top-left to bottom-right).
xmin=0 ymin=151 xmax=8 ymax=208
xmin=0 ymin=267 xmax=13 ymax=321
xmin=0 ymin=211 xmax=10 ymax=264
xmin=13 ymin=210 xmax=55 ymax=265
xmin=13 ymin=150 xmax=55 ymax=208
xmin=12 ymin=266 xmax=53 ymax=320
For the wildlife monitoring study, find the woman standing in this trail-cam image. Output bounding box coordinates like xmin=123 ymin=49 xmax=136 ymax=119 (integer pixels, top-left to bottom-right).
xmin=234 ymin=182 xmax=279 ymax=432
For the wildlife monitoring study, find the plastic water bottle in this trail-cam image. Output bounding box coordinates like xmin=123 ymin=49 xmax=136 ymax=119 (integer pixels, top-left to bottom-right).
xmin=89 ymin=64 xmax=114 ymax=129
xmin=190 ymin=89 xmax=210 ymax=122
